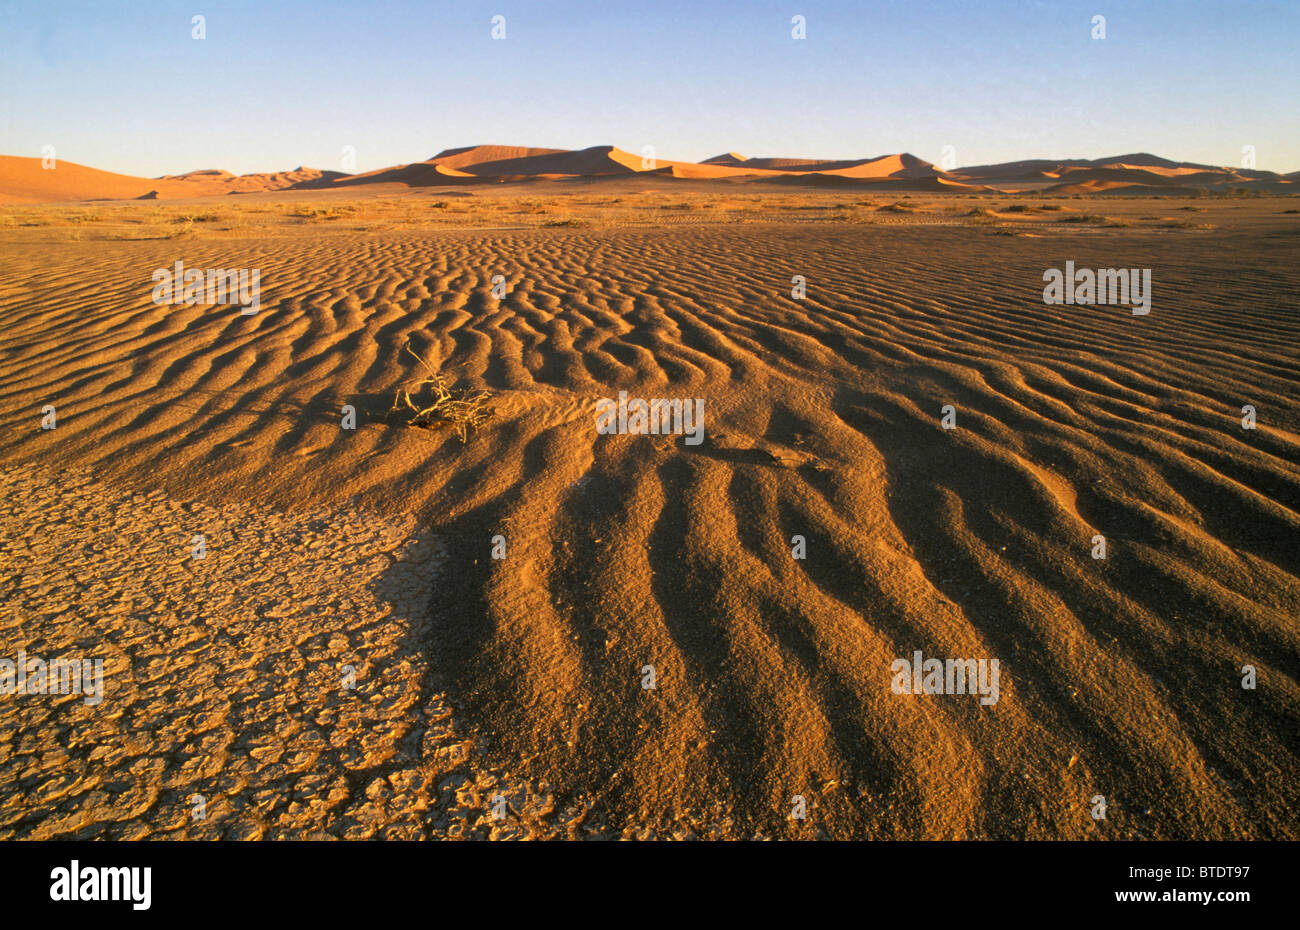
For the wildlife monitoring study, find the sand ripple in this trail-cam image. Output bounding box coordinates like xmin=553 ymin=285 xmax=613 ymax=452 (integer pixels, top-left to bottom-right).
xmin=1 ymin=223 xmax=1297 ymax=838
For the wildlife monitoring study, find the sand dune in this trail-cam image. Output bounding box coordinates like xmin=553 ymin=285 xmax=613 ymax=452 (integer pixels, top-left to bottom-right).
xmin=328 ymin=145 xmax=650 ymax=189
xmin=766 ymin=173 xmax=982 ymax=192
xmin=0 ymin=156 xmax=342 ymax=204
xmin=948 ymin=153 xmax=1291 ymax=194
xmin=6 ymin=147 xmax=1290 ymax=205
xmin=669 ymin=162 xmax=776 ymax=180
xmin=698 ymin=152 xmax=940 ymax=178
xmin=0 ymin=156 xmax=164 ymax=203
xmin=1 ymin=200 xmax=1296 ymax=838
xmin=432 ymin=144 xmax=644 ymax=177
xmin=430 ymin=145 xmax=569 ymax=170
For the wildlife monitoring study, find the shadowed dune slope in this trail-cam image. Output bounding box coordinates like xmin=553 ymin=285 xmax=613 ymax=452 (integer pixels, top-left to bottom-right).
xmin=429 ymin=145 xmax=570 ymax=170
xmin=431 ymin=145 xmax=644 ymax=177
xmin=1 ymin=221 xmax=1297 ymax=838
xmin=328 ymin=146 xmax=648 ymax=188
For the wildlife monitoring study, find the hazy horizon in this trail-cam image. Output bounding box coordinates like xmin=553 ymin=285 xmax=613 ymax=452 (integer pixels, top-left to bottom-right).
xmin=3 ymin=0 xmax=1298 ymax=176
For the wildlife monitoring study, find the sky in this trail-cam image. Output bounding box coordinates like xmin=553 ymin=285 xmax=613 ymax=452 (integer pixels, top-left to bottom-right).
xmin=1 ymin=0 xmax=1297 ymax=177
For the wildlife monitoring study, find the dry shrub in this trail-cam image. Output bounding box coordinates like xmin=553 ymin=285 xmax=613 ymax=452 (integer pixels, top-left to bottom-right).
xmin=386 ymin=341 xmax=494 ymax=442
xmin=289 ymin=204 xmax=355 ymax=220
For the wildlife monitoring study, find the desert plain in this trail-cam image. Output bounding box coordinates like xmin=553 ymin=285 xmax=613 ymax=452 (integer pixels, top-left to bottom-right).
xmin=0 ymin=147 xmax=1298 ymax=840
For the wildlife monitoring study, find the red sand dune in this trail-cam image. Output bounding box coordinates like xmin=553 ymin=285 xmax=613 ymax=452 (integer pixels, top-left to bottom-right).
xmin=0 ymin=155 xmax=343 ymax=203
xmin=0 ymin=147 xmax=1292 ymax=204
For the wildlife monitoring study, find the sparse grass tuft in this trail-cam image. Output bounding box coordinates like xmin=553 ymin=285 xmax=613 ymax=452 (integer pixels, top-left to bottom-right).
xmin=173 ymin=211 xmax=221 ymax=223
xmin=289 ymin=204 xmax=355 ymax=220
xmin=966 ymin=208 xmax=1007 ymax=226
xmin=1057 ymin=213 xmax=1109 ymax=224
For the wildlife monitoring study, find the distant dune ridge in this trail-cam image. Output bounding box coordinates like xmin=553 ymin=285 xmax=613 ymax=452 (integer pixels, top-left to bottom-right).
xmin=0 ymin=156 xmax=346 ymax=204
xmin=1 ymin=145 xmax=1293 ymax=203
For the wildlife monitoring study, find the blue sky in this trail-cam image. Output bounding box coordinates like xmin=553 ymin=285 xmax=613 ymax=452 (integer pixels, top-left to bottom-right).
xmin=1 ymin=0 xmax=1296 ymax=176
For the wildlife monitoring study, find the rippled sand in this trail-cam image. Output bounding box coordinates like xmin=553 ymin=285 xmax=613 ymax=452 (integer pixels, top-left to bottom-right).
xmin=2 ymin=199 xmax=1297 ymax=838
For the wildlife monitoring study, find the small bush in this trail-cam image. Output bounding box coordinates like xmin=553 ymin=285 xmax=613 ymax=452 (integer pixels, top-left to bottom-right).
xmin=1057 ymin=213 xmax=1108 ymax=224
xmin=385 ymin=342 xmax=494 ymax=443
xmin=289 ymin=205 xmax=355 ymax=220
